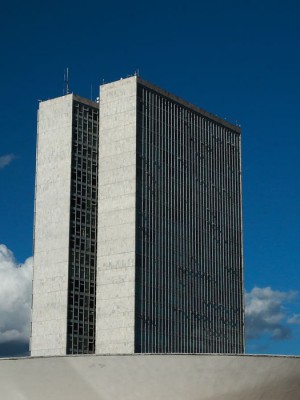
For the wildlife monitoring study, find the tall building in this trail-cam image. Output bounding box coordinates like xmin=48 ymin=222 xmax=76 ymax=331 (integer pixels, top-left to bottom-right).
xmin=31 ymin=76 xmax=244 ymax=356
xmin=31 ymin=94 xmax=99 ymax=356
xmin=96 ymin=77 xmax=244 ymax=354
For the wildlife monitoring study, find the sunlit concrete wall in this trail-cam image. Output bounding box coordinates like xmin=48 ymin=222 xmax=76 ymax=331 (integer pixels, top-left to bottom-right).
xmin=96 ymin=77 xmax=137 ymax=354
xmin=0 ymin=354 xmax=300 ymax=400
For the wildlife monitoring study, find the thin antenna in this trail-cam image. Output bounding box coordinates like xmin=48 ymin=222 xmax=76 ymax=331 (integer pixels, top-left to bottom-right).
xmin=64 ymin=67 xmax=70 ymax=95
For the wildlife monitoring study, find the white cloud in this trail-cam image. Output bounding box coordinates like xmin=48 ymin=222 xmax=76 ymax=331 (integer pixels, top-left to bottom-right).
xmin=0 ymin=154 xmax=16 ymax=169
xmin=288 ymin=314 xmax=300 ymax=325
xmin=0 ymin=245 xmax=33 ymax=344
xmin=245 ymin=286 xmax=298 ymax=341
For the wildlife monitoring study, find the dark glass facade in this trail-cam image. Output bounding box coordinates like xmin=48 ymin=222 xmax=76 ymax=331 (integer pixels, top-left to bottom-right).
xmin=67 ymin=98 xmax=99 ymax=354
xmin=135 ymin=83 xmax=244 ymax=353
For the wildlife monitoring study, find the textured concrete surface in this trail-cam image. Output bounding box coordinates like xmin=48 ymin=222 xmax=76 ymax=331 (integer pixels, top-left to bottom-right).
xmin=31 ymin=95 xmax=74 ymax=356
xmin=96 ymin=77 xmax=137 ymax=354
xmin=0 ymin=354 xmax=299 ymax=400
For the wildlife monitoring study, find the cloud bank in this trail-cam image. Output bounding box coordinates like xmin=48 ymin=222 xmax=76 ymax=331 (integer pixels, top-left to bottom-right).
xmin=245 ymin=286 xmax=298 ymax=341
xmin=0 ymin=245 xmax=33 ymax=345
xmin=0 ymin=154 xmax=16 ymax=169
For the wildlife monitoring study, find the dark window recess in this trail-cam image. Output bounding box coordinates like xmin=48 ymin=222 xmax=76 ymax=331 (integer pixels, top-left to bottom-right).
xmin=66 ymin=100 xmax=99 ymax=355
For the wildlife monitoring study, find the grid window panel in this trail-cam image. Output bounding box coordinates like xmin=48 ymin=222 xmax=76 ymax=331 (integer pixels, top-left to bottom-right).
xmin=135 ymin=85 xmax=244 ymax=354
xmin=67 ymin=101 xmax=99 ymax=355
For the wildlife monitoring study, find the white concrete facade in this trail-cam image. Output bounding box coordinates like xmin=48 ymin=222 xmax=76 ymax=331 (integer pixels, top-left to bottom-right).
xmin=96 ymin=77 xmax=137 ymax=354
xmin=31 ymin=95 xmax=73 ymax=356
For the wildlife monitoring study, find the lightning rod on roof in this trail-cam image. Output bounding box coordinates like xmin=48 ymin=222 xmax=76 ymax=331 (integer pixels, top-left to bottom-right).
xmin=64 ymin=68 xmax=70 ymax=95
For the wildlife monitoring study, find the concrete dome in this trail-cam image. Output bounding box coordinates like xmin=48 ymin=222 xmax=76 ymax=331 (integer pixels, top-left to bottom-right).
xmin=1 ymin=354 xmax=300 ymax=399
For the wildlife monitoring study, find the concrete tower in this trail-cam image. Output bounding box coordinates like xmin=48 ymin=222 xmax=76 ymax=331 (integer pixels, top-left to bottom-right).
xmin=31 ymin=94 xmax=99 ymax=356
xmin=96 ymin=76 xmax=244 ymax=354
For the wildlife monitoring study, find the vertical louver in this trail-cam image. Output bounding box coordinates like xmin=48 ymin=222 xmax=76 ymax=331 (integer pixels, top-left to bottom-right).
xmin=135 ymin=84 xmax=244 ymax=353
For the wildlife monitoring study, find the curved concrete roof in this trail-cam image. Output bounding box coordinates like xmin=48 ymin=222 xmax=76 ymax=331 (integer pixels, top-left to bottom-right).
xmin=1 ymin=354 xmax=300 ymax=399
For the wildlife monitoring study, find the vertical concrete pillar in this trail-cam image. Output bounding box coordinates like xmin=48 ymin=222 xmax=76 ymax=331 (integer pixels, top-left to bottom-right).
xmin=96 ymin=77 xmax=137 ymax=354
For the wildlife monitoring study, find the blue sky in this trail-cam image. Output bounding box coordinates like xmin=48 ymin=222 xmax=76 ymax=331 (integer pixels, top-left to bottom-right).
xmin=0 ymin=0 xmax=299 ymax=356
